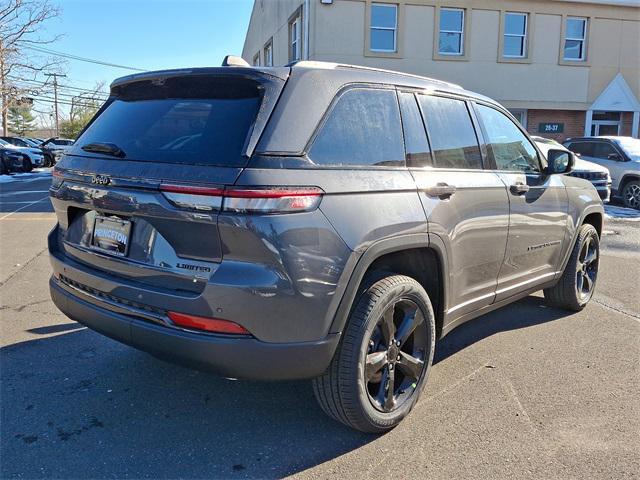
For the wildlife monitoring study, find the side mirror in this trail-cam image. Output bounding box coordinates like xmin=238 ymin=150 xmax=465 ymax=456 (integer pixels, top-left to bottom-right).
xmin=546 ymin=149 xmax=574 ymax=174
xmin=607 ymin=153 xmax=622 ymax=161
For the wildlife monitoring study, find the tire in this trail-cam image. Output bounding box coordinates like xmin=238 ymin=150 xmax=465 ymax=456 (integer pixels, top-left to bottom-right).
xmin=544 ymin=224 xmax=599 ymax=311
xmin=313 ymin=274 xmax=436 ymax=433
xmin=621 ymin=180 xmax=640 ymax=210
xmin=22 ymin=157 xmax=33 ymax=172
xmin=0 ymin=158 xmax=6 ymax=175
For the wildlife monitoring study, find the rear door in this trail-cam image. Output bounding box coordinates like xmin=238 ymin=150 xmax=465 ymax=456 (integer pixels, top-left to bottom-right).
xmin=474 ymin=103 xmax=569 ymax=301
xmin=50 ymin=70 xmax=286 ymax=294
xmin=405 ymin=92 xmax=510 ymax=319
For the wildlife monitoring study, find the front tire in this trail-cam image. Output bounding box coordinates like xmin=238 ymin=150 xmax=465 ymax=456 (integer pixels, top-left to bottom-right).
xmin=544 ymin=224 xmax=599 ymax=311
xmin=313 ymin=274 xmax=435 ymax=433
xmin=621 ymin=180 xmax=640 ymax=210
xmin=22 ymin=157 xmax=33 ymax=172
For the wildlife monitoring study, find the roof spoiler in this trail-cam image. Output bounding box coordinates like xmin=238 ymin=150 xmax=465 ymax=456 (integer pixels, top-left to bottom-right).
xmin=222 ymin=55 xmax=250 ymax=67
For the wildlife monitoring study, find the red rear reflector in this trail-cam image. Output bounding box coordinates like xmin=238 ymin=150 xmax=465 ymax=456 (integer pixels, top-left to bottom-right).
xmin=168 ymin=311 xmax=250 ymax=335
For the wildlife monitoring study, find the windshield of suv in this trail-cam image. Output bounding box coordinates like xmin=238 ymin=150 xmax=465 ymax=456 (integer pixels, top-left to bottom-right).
xmin=75 ymin=75 xmax=263 ymax=167
xmin=614 ymin=137 xmax=640 ymax=159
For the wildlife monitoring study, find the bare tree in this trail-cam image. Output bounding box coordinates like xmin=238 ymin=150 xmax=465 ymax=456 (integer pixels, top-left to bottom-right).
xmin=0 ymin=0 xmax=63 ymax=135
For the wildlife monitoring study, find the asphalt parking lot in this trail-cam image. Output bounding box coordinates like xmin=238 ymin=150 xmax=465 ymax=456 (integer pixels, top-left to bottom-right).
xmin=1 ymin=173 xmax=639 ymax=479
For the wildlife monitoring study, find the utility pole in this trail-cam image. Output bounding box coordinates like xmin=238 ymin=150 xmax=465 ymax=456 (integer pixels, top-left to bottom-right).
xmin=1 ymin=38 xmax=8 ymax=136
xmin=45 ymin=73 xmax=66 ymax=137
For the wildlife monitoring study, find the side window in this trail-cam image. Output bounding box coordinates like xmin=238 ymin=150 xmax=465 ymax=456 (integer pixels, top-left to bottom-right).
xmin=476 ymin=104 xmax=540 ymax=173
xmin=592 ymin=142 xmax=618 ymax=160
xmin=418 ymin=95 xmax=482 ymax=169
xmin=309 ymin=88 xmax=405 ymax=167
xmin=398 ymin=92 xmax=431 ymax=167
xmin=567 ymin=141 xmax=594 ymax=157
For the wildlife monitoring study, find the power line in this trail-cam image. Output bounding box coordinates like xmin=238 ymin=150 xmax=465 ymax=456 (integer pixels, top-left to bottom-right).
xmin=6 ymin=75 xmax=110 ymax=96
xmin=20 ymin=44 xmax=146 ymax=72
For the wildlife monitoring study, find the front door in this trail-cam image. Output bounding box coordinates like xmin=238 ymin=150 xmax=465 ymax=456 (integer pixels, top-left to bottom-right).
xmin=474 ymin=103 xmax=569 ymax=302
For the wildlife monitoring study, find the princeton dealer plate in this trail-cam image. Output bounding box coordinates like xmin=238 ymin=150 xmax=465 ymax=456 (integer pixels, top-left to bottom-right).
xmin=91 ymin=216 xmax=132 ymax=257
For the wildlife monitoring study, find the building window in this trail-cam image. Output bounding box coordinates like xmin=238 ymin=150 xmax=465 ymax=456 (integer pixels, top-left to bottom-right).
xmin=508 ymin=109 xmax=528 ymax=129
xmin=504 ymin=13 xmax=528 ymax=58
xmin=439 ymin=8 xmax=464 ymax=56
xmin=264 ymin=38 xmax=273 ymax=67
xmin=564 ymin=17 xmax=587 ymax=61
xmin=370 ymin=3 xmax=398 ymax=52
xmin=289 ymin=10 xmax=302 ymax=62
xmin=253 ymin=52 xmax=260 ymax=66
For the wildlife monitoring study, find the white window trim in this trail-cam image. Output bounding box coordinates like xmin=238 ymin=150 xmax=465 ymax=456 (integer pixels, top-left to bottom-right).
xmin=253 ymin=52 xmax=261 ymax=67
xmin=564 ymin=17 xmax=587 ymax=61
xmin=439 ymin=8 xmax=465 ymax=56
xmin=370 ymin=3 xmax=398 ymax=53
xmin=503 ymin=12 xmax=528 ymax=58
xmin=508 ymin=108 xmax=528 ymax=129
xmin=264 ymin=39 xmax=273 ymax=67
xmin=290 ymin=15 xmax=301 ymax=61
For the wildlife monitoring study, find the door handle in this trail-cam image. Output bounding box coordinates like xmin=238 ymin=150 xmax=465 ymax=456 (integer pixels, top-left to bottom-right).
xmin=510 ymin=182 xmax=530 ymax=195
xmin=424 ymin=183 xmax=457 ymax=199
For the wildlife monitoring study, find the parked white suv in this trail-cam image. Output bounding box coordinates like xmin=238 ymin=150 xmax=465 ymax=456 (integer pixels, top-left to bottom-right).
xmin=0 ymin=138 xmax=45 ymax=169
xmin=564 ymin=136 xmax=640 ymax=209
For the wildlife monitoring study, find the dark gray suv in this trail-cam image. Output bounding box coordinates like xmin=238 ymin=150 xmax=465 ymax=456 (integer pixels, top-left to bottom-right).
xmin=49 ymin=61 xmax=604 ymax=433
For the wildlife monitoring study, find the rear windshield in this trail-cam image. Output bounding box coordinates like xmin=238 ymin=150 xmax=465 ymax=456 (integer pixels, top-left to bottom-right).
xmin=75 ymin=76 xmax=263 ymax=167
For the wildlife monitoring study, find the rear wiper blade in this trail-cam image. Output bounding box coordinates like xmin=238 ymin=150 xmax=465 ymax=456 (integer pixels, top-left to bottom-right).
xmin=81 ymin=142 xmax=126 ymax=158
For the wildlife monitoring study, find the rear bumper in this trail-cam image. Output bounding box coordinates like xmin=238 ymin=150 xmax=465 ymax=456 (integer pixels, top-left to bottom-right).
xmin=50 ymin=277 xmax=340 ymax=380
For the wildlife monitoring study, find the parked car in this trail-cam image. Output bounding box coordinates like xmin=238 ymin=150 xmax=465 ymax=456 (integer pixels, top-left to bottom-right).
xmin=0 ymin=136 xmax=56 ymax=167
xmin=532 ymin=136 xmax=611 ymax=202
xmin=0 ymin=138 xmax=44 ymax=170
xmin=49 ymin=61 xmax=604 ymax=433
xmin=563 ymin=136 xmax=640 ymax=209
xmin=0 ymin=147 xmax=29 ymax=174
xmin=41 ymin=137 xmax=74 ymax=164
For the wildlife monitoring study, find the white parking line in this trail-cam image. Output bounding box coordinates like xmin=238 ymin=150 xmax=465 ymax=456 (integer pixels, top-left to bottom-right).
xmin=0 ymin=195 xmax=51 ymax=220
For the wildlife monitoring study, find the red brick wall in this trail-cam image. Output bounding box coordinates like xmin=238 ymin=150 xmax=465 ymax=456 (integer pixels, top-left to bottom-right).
xmin=526 ymin=110 xmax=586 ymax=142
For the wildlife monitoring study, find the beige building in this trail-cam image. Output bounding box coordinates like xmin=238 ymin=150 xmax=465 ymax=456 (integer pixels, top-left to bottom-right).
xmin=242 ymin=0 xmax=640 ymax=140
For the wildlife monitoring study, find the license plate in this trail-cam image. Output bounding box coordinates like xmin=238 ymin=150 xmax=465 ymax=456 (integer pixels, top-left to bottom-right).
xmin=91 ymin=216 xmax=132 ymax=257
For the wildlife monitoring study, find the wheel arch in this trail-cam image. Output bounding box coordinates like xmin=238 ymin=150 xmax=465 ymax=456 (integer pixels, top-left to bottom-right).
xmin=329 ymin=234 xmax=448 ymax=339
xmin=618 ymin=174 xmax=640 ymax=195
xmin=559 ymin=204 xmax=604 ymax=274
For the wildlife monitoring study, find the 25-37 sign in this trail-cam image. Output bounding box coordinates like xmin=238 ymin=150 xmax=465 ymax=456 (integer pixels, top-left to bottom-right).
xmin=538 ymin=122 xmax=564 ymax=133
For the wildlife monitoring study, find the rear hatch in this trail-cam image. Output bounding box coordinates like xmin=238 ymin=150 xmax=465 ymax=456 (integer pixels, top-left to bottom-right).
xmin=50 ymin=67 xmax=288 ymax=294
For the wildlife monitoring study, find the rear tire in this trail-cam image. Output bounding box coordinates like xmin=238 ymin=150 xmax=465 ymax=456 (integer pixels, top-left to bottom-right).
xmin=544 ymin=224 xmax=599 ymax=311
xmin=621 ymin=180 xmax=640 ymax=210
xmin=313 ymin=274 xmax=435 ymax=433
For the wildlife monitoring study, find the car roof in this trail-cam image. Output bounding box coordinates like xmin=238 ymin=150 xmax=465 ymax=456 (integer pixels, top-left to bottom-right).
xmin=564 ymin=136 xmax=632 ymax=142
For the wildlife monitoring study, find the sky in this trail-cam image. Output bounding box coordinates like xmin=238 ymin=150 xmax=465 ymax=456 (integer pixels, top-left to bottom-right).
xmin=29 ymin=0 xmax=254 ymax=124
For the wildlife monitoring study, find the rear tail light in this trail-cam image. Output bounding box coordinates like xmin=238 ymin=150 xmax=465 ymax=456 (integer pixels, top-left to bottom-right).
xmin=168 ymin=311 xmax=251 ymax=335
xmin=51 ymin=167 xmax=64 ymax=189
xmin=160 ymin=184 xmax=323 ymax=214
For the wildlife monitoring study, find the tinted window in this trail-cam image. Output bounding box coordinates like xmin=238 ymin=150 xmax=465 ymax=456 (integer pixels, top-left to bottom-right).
xmin=566 ymin=142 xmax=594 ymax=157
xmin=592 ymin=142 xmax=618 ymax=159
xmin=476 ymin=104 xmax=540 ymax=172
xmin=418 ymin=95 xmax=482 ymax=169
xmin=398 ymin=92 xmax=431 ymax=167
xmin=76 ymin=78 xmax=262 ymax=166
xmin=309 ymin=88 xmax=404 ymax=167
